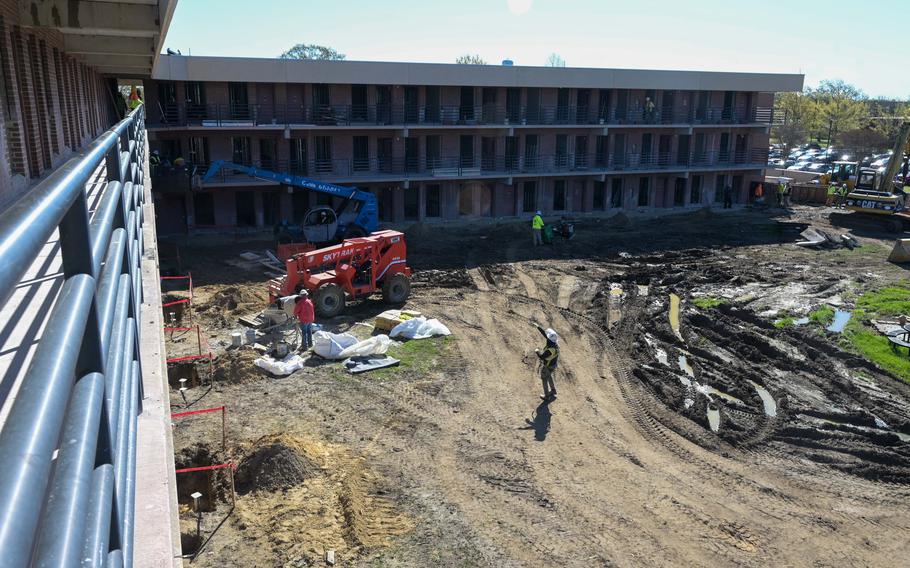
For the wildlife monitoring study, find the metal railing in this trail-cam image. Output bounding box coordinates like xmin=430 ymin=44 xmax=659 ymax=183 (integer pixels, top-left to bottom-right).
xmin=195 ymin=147 xmax=768 ymax=185
xmin=0 ymin=106 xmax=148 ymax=567
xmin=149 ymin=102 xmax=774 ymax=128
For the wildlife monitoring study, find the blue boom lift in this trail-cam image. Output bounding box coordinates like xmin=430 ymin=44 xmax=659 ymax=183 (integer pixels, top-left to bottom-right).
xmin=200 ymin=161 xmax=379 ymax=252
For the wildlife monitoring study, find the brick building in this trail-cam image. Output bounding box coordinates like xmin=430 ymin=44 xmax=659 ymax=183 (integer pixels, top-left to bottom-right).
xmin=146 ymin=57 xmax=802 ymax=234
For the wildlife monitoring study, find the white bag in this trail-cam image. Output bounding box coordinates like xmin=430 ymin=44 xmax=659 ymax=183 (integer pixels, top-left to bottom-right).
xmin=338 ymin=334 xmax=391 ymax=359
xmin=313 ymin=330 xmax=359 ymax=359
xmin=390 ymin=316 xmax=452 ymax=340
xmin=253 ymin=353 xmax=306 ymax=376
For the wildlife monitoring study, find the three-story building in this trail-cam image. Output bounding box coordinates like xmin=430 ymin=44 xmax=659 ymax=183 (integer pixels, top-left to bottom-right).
xmin=146 ymin=56 xmax=803 ymax=234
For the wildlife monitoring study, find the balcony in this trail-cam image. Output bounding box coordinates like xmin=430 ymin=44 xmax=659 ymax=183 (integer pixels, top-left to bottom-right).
xmin=149 ymin=102 xmax=773 ymax=130
xmin=195 ymin=147 xmax=768 ymax=187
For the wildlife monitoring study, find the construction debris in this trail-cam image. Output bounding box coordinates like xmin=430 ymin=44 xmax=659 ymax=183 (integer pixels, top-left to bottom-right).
xmin=888 ymin=238 xmax=910 ymax=263
xmin=389 ymin=316 xmax=452 ymax=340
xmin=343 ymin=355 xmax=401 ymax=374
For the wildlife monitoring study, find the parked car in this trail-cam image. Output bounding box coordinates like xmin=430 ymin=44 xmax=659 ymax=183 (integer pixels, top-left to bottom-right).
xmin=805 ymin=163 xmax=830 ymax=174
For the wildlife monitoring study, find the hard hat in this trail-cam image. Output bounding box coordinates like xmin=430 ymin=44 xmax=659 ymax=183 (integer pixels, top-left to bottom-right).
xmin=545 ymin=328 xmax=559 ymax=343
xmin=536 ymin=211 xmax=542 ymax=216
xmin=297 ymin=290 xmax=309 ymax=297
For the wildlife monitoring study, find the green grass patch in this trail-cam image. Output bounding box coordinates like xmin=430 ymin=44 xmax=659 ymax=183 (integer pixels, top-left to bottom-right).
xmin=856 ymin=286 xmax=910 ymax=317
xmin=774 ymin=316 xmax=796 ymax=328
xmin=808 ymin=305 xmax=835 ymax=325
xmin=843 ymin=318 xmax=910 ymax=384
xmin=692 ymin=297 xmax=728 ymax=309
xmin=371 ymin=335 xmax=453 ymax=378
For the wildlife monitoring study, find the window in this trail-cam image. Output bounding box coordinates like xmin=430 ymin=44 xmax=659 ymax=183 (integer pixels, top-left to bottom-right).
xmin=378 ymin=137 xmax=393 ymax=173
xmin=229 ymin=82 xmax=249 ymax=120
xmin=460 ymin=135 xmax=474 ymax=168
xmin=575 ymin=136 xmax=588 ymax=169
xmin=506 ymin=88 xmax=521 ymax=123
xmin=187 ymin=136 xmax=209 ymax=166
xmin=613 ymin=133 xmax=626 ymax=168
xmin=505 ymin=136 xmax=518 ymax=170
xmin=714 ymin=175 xmax=728 ymax=202
xmin=577 ymin=89 xmax=591 ymax=123
xmin=262 ymin=191 xmax=281 ymax=225
xmin=610 ymin=178 xmax=623 ymax=208
xmin=524 ymin=135 xmax=538 ymax=169
xmin=186 ymin=81 xmax=206 ymax=120
xmin=231 ymin=137 xmax=251 ymax=164
xmin=235 ymin=191 xmax=255 ymax=226
xmin=314 ymin=136 xmax=332 ymax=173
xmin=553 ymin=180 xmax=566 ymax=211
xmin=425 ymin=184 xmax=441 ymax=217
xmin=260 ymin=138 xmax=277 ymax=169
xmin=404 ymin=188 xmax=419 ymax=220
xmin=460 ymin=86 xmax=475 ymax=122
xmin=595 ymin=136 xmax=608 ymax=167
xmin=425 ymin=135 xmax=440 ymax=168
xmin=404 ymin=86 xmax=419 ymax=123
xmin=425 ymin=86 xmax=440 ymax=123
xmin=405 ymin=137 xmax=419 ymax=172
xmin=556 ymin=89 xmax=570 ymax=123
xmin=638 ymin=177 xmax=650 ymax=206
xmin=690 ymin=175 xmax=702 ymax=204
xmin=351 ymin=85 xmax=368 ymax=121
xmin=676 ymin=134 xmax=690 ymax=166
xmin=555 ymin=134 xmax=568 ymax=168
xmin=732 ymin=175 xmax=743 ymax=202
xmin=523 ymin=181 xmax=537 ymax=213
xmin=313 ymin=84 xmax=331 ymax=124
xmin=353 ymin=136 xmax=369 ymax=171
xmin=290 ymin=138 xmax=307 ymax=174
xmin=598 ymin=89 xmax=611 ymax=122
xmin=193 ymin=193 xmax=215 ymax=225
xmin=459 ymin=184 xmax=473 ymax=216
xmin=674 ymin=178 xmax=686 ymax=206
xmin=481 ymin=137 xmax=496 ymax=171
xmin=641 ymin=133 xmax=653 ymax=166
xmin=593 ymin=181 xmax=606 ymax=210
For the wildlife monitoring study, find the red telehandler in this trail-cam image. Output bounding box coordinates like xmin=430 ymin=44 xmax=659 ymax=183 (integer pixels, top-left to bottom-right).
xmin=269 ymin=230 xmax=412 ymax=317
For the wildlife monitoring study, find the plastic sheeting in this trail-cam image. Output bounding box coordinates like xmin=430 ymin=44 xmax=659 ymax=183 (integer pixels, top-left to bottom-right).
xmin=253 ymin=353 xmax=306 ymax=376
xmin=389 ymin=316 xmax=452 ymax=340
xmin=343 ymin=355 xmax=400 ymax=374
xmin=313 ymin=330 xmax=392 ymax=360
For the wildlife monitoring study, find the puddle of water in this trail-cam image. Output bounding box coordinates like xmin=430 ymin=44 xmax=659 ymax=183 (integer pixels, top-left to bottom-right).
xmin=805 ymin=415 xmax=910 ymax=443
xmin=669 ymin=293 xmax=682 ymax=341
xmin=793 ymin=317 xmax=810 ymax=326
xmin=827 ymin=310 xmax=852 ymax=333
xmin=683 ymin=397 xmax=695 ymax=409
xmin=748 ymin=380 xmax=777 ymax=417
xmin=694 ymin=383 xmax=745 ymax=406
xmin=707 ymin=404 xmax=720 ymax=432
xmin=677 ymin=375 xmax=692 ymax=388
xmin=655 ymin=348 xmax=668 ymax=366
xmin=873 ymin=415 xmax=888 ymax=429
xmin=677 ymin=355 xmax=695 ymax=378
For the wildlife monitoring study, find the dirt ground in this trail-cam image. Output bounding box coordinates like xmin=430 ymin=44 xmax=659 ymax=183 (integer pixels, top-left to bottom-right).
xmin=163 ymin=205 xmax=910 ymax=567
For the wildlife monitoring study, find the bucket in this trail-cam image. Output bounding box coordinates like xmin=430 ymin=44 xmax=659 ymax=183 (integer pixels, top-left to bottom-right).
xmin=230 ymin=332 xmax=242 ymax=347
xmin=245 ymin=328 xmax=257 ymax=344
xmin=274 ymin=342 xmax=289 ymax=358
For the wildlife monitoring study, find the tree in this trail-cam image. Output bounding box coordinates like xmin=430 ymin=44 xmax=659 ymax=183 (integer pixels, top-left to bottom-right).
xmin=279 ymin=44 xmax=346 ymax=60
xmin=813 ymin=80 xmax=867 ymax=145
xmin=772 ymin=90 xmax=819 ymax=153
xmin=545 ymin=53 xmax=566 ymax=67
xmin=839 ymin=126 xmax=889 ymax=157
xmin=455 ymin=54 xmax=486 ymax=65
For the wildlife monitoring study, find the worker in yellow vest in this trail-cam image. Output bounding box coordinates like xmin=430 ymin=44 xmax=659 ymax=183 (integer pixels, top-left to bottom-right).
xmin=532 ymin=211 xmax=544 ymax=246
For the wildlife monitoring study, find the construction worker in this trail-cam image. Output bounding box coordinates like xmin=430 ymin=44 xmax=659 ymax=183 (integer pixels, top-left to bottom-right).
xmin=783 ymin=182 xmax=792 ymax=208
xmin=644 ymin=97 xmax=656 ymax=123
xmin=777 ymin=179 xmax=787 ymax=208
xmin=826 ymin=183 xmax=838 ymax=206
xmin=127 ymin=86 xmax=141 ymax=110
xmin=294 ymin=291 xmax=315 ymax=351
xmin=837 ymin=183 xmax=849 ymax=208
xmin=723 ymin=184 xmax=733 ymax=209
xmin=534 ymin=325 xmax=560 ymax=400
xmin=532 ymin=210 xmax=544 ymax=246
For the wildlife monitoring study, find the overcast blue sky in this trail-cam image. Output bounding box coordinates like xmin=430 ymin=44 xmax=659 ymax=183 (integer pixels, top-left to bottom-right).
xmin=162 ymin=0 xmax=907 ymax=99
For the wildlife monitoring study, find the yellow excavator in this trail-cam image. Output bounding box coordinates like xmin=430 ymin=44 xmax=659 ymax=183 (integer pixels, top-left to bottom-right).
xmin=844 ymin=121 xmax=910 ymax=230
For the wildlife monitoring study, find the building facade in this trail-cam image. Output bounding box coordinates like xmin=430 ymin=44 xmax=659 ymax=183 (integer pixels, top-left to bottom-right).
xmin=146 ymin=56 xmax=803 ymax=234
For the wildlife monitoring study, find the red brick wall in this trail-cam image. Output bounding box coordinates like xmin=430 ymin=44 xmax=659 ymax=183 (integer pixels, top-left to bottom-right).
xmin=0 ymin=2 xmax=113 ymax=204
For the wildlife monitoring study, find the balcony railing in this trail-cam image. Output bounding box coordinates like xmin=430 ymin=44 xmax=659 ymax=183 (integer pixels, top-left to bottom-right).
xmin=0 ymin=107 xmax=147 ymax=565
xmin=150 ymin=102 xmax=773 ymax=128
xmin=195 ymin=147 xmax=768 ymax=185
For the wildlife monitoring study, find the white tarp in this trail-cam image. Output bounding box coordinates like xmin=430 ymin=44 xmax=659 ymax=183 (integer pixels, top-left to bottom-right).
xmin=254 ymin=353 xmax=306 ymax=376
xmin=313 ymin=330 xmax=392 ymax=359
xmin=390 ymin=316 xmax=452 ymax=340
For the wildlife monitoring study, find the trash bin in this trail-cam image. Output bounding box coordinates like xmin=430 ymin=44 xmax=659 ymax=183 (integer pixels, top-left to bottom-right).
xmin=542 ymin=224 xmax=555 ymax=244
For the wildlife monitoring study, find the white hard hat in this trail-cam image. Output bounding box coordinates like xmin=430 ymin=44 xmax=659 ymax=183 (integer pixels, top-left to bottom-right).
xmin=297 ymin=290 xmax=309 ymax=297
xmin=545 ymin=328 xmax=559 ymax=343
xmin=536 ymin=210 xmax=542 ymax=216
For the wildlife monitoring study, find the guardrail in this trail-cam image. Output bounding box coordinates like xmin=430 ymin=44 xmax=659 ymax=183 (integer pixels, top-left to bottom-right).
xmin=0 ymin=105 xmax=148 ymax=566
xmin=149 ymin=102 xmax=774 ymax=128
xmin=193 ymin=147 xmax=768 ymax=185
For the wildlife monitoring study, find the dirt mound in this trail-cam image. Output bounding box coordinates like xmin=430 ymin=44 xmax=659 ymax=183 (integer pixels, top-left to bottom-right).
xmin=605 ymin=212 xmax=631 ymax=227
xmin=194 ymin=284 xmax=266 ymax=328
xmin=236 ymin=438 xmax=320 ymax=494
xmin=212 ymin=348 xmax=265 ymax=384
xmin=412 ymin=268 xmax=475 ymax=289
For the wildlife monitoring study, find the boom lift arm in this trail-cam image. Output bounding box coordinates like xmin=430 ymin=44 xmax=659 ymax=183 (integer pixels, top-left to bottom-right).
xmin=200 ymin=160 xmax=379 ymax=235
xmin=879 ymin=122 xmax=910 ymax=194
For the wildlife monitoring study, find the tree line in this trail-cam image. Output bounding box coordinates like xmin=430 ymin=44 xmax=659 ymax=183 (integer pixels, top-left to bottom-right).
xmin=773 ymin=80 xmax=910 ymax=155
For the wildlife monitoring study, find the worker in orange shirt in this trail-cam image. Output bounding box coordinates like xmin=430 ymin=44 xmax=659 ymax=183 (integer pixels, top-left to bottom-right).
xmin=294 ymin=291 xmax=315 ymax=351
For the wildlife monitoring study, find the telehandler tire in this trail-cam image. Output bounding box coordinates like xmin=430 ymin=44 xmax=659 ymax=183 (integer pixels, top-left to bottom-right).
xmin=382 ymin=273 xmax=410 ymax=304
xmin=314 ymin=283 xmax=345 ymax=318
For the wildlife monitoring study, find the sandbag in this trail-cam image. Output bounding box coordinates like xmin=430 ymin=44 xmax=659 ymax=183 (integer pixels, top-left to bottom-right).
xmin=390 ymin=316 xmax=452 ymax=340
xmin=337 ymin=334 xmax=391 ymax=359
xmin=253 ymin=353 xmax=306 ymax=376
xmin=313 ymin=331 xmax=359 ymax=359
